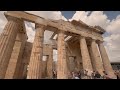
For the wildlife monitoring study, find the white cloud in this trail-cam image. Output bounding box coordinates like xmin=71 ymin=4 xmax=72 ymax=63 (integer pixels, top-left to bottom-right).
xmin=69 ymin=11 xmax=90 ymax=22
xmin=70 ymin=11 xmax=120 ymax=62
xmin=104 ymin=34 xmax=120 ymax=62
xmin=69 ymin=11 xmax=110 ymax=29
xmin=25 ymin=21 xmax=35 ymax=42
xmin=106 ymin=15 xmax=120 ymax=34
xmin=25 ymin=11 xmax=67 ymax=43
xmin=104 ymin=15 xmax=120 ymax=62
xmin=0 ymin=11 xmax=7 ymax=34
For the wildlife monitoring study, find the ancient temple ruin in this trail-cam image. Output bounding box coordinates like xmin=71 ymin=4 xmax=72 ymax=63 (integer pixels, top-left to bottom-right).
xmin=0 ymin=11 xmax=116 ymax=79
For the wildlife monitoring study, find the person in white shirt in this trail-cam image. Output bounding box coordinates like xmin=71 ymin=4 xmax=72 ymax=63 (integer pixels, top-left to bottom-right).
xmin=87 ymin=70 xmax=93 ymax=79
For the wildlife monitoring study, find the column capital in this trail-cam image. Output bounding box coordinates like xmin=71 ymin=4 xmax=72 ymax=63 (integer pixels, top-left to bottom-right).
xmin=7 ymin=16 xmax=24 ymax=33
xmin=79 ymin=35 xmax=85 ymax=39
xmin=35 ymin=23 xmax=46 ymax=30
xmin=97 ymin=40 xmax=104 ymax=44
xmin=6 ymin=15 xmax=23 ymax=23
xmin=91 ymin=38 xmax=97 ymax=42
xmin=58 ymin=30 xmax=65 ymax=34
xmin=88 ymin=38 xmax=97 ymax=43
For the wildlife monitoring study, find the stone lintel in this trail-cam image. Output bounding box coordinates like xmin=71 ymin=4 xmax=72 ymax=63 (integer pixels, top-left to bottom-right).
xmin=5 ymin=11 xmax=104 ymax=41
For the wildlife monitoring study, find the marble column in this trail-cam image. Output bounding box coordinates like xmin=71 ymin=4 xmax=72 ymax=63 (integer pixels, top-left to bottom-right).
xmin=90 ymin=39 xmax=104 ymax=75
xmin=57 ymin=31 xmax=68 ymax=79
xmin=27 ymin=24 xmax=45 ymax=79
xmin=5 ymin=31 xmax=27 ymax=79
xmin=42 ymin=57 xmax=47 ymax=78
xmin=47 ymin=46 xmax=53 ymax=79
xmin=19 ymin=42 xmax=33 ymax=79
xmin=88 ymin=45 xmax=96 ymax=71
xmin=0 ymin=17 xmax=23 ymax=79
xmin=98 ymin=41 xmax=116 ymax=78
xmin=80 ymin=36 xmax=93 ymax=71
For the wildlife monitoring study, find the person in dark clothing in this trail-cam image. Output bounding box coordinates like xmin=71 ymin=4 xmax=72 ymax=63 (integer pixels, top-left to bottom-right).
xmin=91 ymin=71 xmax=96 ymax=79
xmin=94 ymin=71 xmax=101 ymax=79
xmin=102 ymin=71 xmax=111 ymax=79
xmin=114 ymin=71 xmax=119 ymax=79
xmin=53 ymin=70 xmax=57 ymax=79
xmin=78 ymin=71 xmax=81 ymax=79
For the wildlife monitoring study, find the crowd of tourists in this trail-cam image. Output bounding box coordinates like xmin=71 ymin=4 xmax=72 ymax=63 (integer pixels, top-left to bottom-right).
xmin=68 ymin=70 xmax=111 ymax=79
xmin=52 ymin=69 xmax=120 ymax=79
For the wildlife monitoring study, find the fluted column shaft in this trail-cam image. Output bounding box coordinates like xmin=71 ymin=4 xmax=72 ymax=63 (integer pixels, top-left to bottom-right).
xmin=80 ymin=36 xmax=93 ymax=71
xmin=91 ymin=39 xmax=104 ymax=75
xmin=98 ymin=41 xmax=116 ymax=78
xmin=57 ymin=31 xmax=68 ymax=79
xmin=5 ymin=31 xmax=27 ymax=79
xmin=47 ymin=46 xmax=53 ymax=78
xmin=0 ymin=17 xmax=23 ymax=79
xmin=27 ymin=24 xmax=45 ymax=79
xmin=88 ymin=45 xmax=96 ymax=71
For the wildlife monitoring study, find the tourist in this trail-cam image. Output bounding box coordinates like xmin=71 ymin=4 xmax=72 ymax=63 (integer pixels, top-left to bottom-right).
xmin=87 ymin=70 xmax=90 ymax=79
xmin=71 ymin=71 xmax=75 ymax=79
xmin=87 ymin=70 xmax=93 ymax=79
xmin=114 ymin=70 xmax=119 ymax=79
xmin=91 ymin=71 xmax=95 ymax=79
xmin=103 ymin=71 xmax=109 ymax=79
xmin=84 ymin=70 xmax=88 ymax=79
xmin=118 ymin=71 xmax=120 ymax=79
xmin=78 ymin=71 xmax=81 ymax=79
xmin=116 ymin=70 xmax=120 ymax=79
xmin=53 ymin=70 xmax=57 ymax=79
xmin=94 ymin=71 xmax=101 ymax=79
xmin=80 ymin=69 xmax=85 ymax=79
xmin=74 ymin=72 xmax=80 ymax=79
xmin=71 ymin=71 xmax=80 ymax=79
xmin=68 ymin=72 xmax=73 ymax=79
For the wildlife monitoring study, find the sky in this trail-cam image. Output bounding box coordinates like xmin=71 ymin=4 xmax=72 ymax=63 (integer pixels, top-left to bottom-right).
xmin=0 ymin=11 xmax=120 ymax=62
xmin=61 ymin=11 xmax=120 ymax=20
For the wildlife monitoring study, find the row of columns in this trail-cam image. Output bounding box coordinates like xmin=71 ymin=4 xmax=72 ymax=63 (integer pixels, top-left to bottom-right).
xmin=55 ymin=31 xmax=116 ymax=79
xmin=56 ymin=33 xmax=116 ymax=79
xmin=56 ymin=31 xmax=116 ymax=79
xmin=0 ymin=16 xmax=116 ymax=79
xmin=80 ymin=36 xmax=116 ymax=78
